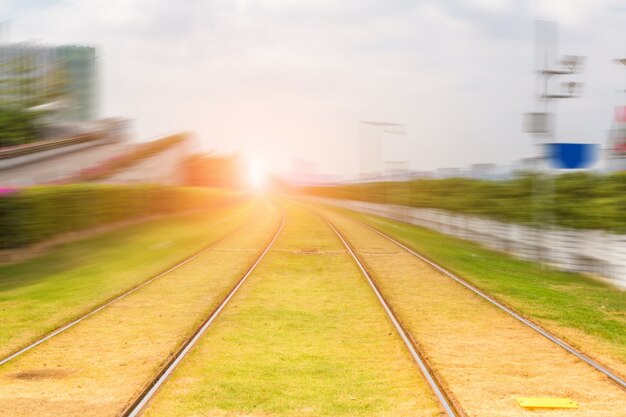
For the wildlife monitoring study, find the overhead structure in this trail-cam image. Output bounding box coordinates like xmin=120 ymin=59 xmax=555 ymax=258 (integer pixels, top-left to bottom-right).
xmin=523 ymin=19 xmax=587 ymax=170
xmin=521 ymin=15 xmax=588 ymax=261
xmin=359 ymin=121 xmax=406 ymax=178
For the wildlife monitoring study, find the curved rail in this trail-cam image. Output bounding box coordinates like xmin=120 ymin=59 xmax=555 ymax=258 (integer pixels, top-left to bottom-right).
xmin=0 ymin=209 xmax=258 ymax=367
xmin=321 ymin=215 xmax=461 ymax=417
xmin=121 ymin=208 xmax=285 ymax=417
xmin=358 ymin=218 xmax=626 ymax=391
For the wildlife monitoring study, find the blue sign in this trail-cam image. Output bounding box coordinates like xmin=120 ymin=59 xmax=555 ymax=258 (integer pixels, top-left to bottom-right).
xmin=546 ymin=143 xmax=598 ymax=169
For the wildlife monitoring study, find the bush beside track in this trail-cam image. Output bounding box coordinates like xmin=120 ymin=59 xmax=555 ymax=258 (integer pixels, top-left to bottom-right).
xmin=303 ymin=172 xmax=626 ymax=233
xmin=0 ymin=184 xmax=246 ymax=249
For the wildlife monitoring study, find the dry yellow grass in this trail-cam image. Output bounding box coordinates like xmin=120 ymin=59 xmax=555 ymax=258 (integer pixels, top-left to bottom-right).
xmin=0 ymin=203 xmax=283 ymax=417
xmin=323 ymin=208 xmax=626 ymax=417
xmin=139 ymin=203 xmax=440 ymax=417
xmin=543 ymin=323 xmax=626 ymax=379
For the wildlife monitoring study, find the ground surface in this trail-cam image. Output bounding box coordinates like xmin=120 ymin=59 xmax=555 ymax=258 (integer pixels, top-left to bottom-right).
xmin=321 ymin=206 xmax=626 ymax=417
xmin=0 ymin=202 xmax=281 ymax=417
xmin=0 ymin=200 xmax=256 ymax=359
xmin=340 ymin=207 xmax=626 ymax=379
xmin=141 ymin=203 xmax=440 ymax=417
xmin=0 ymin=198 xmax=624 ymax=417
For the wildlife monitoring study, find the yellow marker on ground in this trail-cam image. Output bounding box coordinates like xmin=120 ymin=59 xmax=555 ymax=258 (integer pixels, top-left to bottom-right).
xmin=516 ymin=397 xmax=578 ymax=409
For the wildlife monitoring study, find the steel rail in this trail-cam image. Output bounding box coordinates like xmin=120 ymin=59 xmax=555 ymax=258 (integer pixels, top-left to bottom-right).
xmin=322 ymin=216 xmax=461 ymax=417
xmin=121 ymin=208 xmax=285 ymax=417
xmin=0 ymin=208 xmax=259 ymax=367
xmin=357 ymin=218 xmax=626 ymax=391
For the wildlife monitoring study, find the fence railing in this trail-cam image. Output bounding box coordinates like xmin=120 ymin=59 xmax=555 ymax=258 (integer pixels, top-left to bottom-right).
xmin=0 ymin=133 xmax=103 ymax=160
xmin=317 ymin=198 xmax=626 ymax=289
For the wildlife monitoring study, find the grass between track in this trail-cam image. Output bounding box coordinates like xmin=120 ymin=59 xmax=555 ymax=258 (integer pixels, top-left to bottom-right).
xmin=0 ymin=199 xmax=256 ymax=359
xmin=141 ymin=202 xmax=440 ymax=417
xmin=341 ymin=207 xmax=626 ymax=375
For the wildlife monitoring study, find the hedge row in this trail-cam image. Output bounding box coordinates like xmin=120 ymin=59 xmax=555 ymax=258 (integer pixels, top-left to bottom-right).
xmin=303 ymin=172 xmax=626 ymax=234
xmin=0 ymin=184 xmax=247 ymax=249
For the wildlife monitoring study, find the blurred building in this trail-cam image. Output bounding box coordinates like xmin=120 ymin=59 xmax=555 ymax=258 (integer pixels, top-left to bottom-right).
xmin=359 ymin=121 xmax=406 ymax=177
xmin=0 ymin=42 xmax=97 ymax=122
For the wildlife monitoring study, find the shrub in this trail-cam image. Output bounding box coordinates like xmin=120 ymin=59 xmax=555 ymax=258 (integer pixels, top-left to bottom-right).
xmin=302 ymin=172 xmax=626 ymax=233
xmin=0 ymin=184 xmax=247 ymax=249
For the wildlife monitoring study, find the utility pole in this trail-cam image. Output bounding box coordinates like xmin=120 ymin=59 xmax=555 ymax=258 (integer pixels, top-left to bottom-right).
xmin=608 ymin=59 xmax=626 ymax=171
xmin=523 ymin=18 xmax=585 ymax=263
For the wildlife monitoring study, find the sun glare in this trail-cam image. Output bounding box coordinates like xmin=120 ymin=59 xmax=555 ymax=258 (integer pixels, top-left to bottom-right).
xmin=248 ymin=160 xmax=266 ymax=190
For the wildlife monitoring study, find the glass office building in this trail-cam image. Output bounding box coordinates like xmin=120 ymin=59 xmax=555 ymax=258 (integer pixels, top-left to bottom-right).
xmin=0 ymin=43 xmax=97 ymax=122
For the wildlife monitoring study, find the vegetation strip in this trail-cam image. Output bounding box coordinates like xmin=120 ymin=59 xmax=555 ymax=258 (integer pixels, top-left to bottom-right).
xmin=0 ymin=203 xmax=282 ymax=417
xmin=320 ymin=215 xmax=459 ymax=417
xmin=318 ymin=206 xmax=626 ymax=416
xmin=123 ymin=207 xmax=285 ymax=417
xmin=303 ymin=172 xmax=626 ymax=233
xmin=0 ymin=184 xmax=244 ymax=249
xmin=0 ymin=205 xmax=258 ymax=367
xmin=139 ymin=203 xmax=440 ymax=417
xmin=358 ymin=218 xmax=626 ymax=390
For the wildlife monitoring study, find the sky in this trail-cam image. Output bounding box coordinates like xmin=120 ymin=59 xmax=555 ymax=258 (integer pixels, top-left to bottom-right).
xmin=1 ymin=0 xmax=625 ymax=177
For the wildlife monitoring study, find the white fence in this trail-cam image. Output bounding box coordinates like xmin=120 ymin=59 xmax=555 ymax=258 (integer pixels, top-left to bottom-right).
xmin=318 ymin=198 xmax=626 ymax=290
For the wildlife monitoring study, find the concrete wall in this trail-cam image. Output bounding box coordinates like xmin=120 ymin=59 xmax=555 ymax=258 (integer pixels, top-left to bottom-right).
xmin=317 ymin=198 xmax=626 ymax=290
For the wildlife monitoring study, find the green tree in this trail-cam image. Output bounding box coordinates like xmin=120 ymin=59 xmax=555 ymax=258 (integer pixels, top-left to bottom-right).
xmin=0 ymin=108 xmax=40 ymax=147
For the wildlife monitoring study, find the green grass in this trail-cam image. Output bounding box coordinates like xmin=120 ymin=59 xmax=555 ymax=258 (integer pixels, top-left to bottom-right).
xmin=344 ymin=208 xmax=626 ymax=364
xmin=142 ymin=203 xmax=439 ymax=417
xmin=0 ymin=200 xmax=256 ymax=359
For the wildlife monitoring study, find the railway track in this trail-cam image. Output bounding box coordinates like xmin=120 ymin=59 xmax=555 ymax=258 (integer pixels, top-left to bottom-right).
xmin=0 ymin=208 xmax=259 ymax=367
xmin=120 ymin=208 xmax=285 ymax=417
xmin=320 ymin=213 xmax=462 ymax=417
xmin=317 ymin=205 xmax=626 ymax=416
xmin=355 ymin=218 xmax=626 ymax=391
